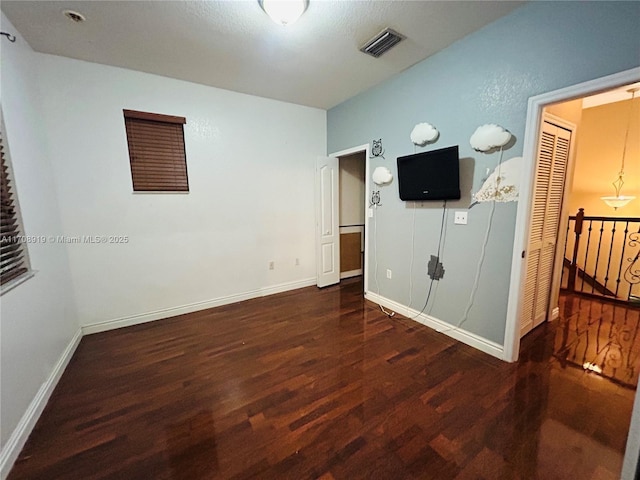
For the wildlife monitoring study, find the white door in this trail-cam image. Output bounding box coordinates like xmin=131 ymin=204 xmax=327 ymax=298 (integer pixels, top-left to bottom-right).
xmin=521 ymin=119 xmax=572 ymax=336
xmin=316 ymin=156 xmax=340 ymax=288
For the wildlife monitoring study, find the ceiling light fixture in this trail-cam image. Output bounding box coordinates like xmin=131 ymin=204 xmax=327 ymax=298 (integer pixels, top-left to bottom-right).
xmin=63 ymin=10 xmax=86 ymax=23
xmin=600 ymin=87 xmax=638 ymax=210
xmin=258 ymin=0 xmax=309 ymax=26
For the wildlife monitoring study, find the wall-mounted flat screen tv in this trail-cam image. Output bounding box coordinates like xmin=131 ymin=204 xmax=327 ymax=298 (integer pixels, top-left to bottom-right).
xmin=397 ymin=146 xmax=461 ymax=201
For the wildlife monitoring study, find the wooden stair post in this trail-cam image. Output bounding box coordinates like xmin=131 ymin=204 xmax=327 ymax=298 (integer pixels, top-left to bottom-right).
xmin=567 ymin=208 xmax=584 ymax=292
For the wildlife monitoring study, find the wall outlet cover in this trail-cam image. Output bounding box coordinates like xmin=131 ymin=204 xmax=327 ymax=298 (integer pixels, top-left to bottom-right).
xmin=454 ymin=211 xmax=468 ymax=225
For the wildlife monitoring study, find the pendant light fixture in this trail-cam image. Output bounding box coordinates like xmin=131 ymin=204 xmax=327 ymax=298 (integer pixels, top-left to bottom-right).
xmin=259 ymin=0 xmax=309 ymax=26
xmin=600 ymin=88 xmax=638 ymax=210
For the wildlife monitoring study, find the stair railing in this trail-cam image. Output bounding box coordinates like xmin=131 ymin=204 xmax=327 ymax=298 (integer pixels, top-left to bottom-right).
xmin=562 ymin=208 xmax=640 ymax=304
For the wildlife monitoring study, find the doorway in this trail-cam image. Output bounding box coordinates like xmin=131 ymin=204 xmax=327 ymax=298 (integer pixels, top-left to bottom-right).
xmin=338 ymin=151 xmax=366 ymax=281
xmin=505 ymin=67 xmax=640 ymax=480
xmin=520 ymin=81 xmax=640 ymax=339
xmin=316 ymin=144 xmax=371 ymax=293
xmin=505 ymin=67 xmax=640 ymax=362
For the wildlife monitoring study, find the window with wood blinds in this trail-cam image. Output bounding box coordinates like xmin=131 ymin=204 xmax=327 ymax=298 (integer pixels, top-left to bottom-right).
xmin=123 ymin=110 xmax=189 ymax=192
xmin=1 ymin=122 xmax=31 ymax=289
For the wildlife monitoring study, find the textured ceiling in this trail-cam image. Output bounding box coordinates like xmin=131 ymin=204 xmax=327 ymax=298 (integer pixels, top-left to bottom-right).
xmin=1 ymin=1 xmax=524 ymax=109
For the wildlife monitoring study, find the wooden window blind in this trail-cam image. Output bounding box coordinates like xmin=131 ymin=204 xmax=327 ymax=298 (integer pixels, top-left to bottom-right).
xmin=123 ymin=110 xmax=189 ymax=192
xmin=1 ymin=127 xmax=29 ymax=286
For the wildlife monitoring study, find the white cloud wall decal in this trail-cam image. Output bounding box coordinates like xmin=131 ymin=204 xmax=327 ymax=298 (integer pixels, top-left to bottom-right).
xmin=470 ymin=124 xmax=512 ymax=152
xmin=473 ymin=156 xmax=522 ymax=204
xmin=372 ymin=166 xmax=393 ymax=186
xmin=410 ymin=123 xmax=439 ymax=146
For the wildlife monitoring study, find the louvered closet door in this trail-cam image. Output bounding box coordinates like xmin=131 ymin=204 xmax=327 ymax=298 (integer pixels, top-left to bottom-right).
xmin=521 ymin=120 xmax=571 ymax=336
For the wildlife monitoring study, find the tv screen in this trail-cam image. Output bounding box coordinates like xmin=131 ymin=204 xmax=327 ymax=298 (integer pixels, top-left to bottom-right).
xmin=397 ymin=146 xmax=461 ymax=201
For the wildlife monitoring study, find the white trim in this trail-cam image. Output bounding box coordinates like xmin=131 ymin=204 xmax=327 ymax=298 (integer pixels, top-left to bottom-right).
xmin=365 ymin=292 xmax=504 ymax=360
xmin=0 ymin=328 xmax=82 ymax=479
xmin=329 ymin=144 xmax=371 ymax=295
xmin=622 ymin=373 xmax=640 ymax=479
xmin=340 ymin=269 xmax=362 ymax=279
xmin=583 ymin=81 xmax=640 ymax=109
xmin=550 ymin=306 xmax=560 ymax=321
xmin=0 ymin=270 xmax=36 ymax=296
xmin=504 ymin=67 xmax=640 ymax=363
xmin=330 ymin=144 xmax=370 ymax=158
xmin=82 ymin=278 xmax=316 ymax=335
xmin=339 ymin=225 xmax=363 ymax=235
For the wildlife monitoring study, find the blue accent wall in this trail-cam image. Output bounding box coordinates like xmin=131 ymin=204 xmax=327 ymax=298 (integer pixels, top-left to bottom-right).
xmin=327 ymin=1 xmax=640 ymax=345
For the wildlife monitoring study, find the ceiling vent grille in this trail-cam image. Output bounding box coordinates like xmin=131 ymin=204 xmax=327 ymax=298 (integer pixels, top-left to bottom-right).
xmin=360 ymin=28 xmax=405 ymax=58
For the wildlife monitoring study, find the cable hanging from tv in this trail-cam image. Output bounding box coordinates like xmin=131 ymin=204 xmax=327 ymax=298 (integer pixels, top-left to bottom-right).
xmin=1 ymin=32 xmax=16 ymax=42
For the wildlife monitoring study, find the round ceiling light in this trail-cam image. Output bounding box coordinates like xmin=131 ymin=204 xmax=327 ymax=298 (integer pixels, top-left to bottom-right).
xmin=258 ymin=0 xmax=309 ymax=26
xmin=63 ymin=10 xmax=86 ymax=23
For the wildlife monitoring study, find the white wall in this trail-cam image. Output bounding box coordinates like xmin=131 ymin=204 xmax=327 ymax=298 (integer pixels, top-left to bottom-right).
xmin=35 ymin=54 xmax=326 ymax=329
xmin=0 ymin=13 xmax=79 ymax=465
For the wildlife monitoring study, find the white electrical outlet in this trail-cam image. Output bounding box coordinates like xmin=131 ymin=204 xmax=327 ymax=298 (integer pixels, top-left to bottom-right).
xmin=269 ymin=261 xmax=275 ymax=270
xmin=368 ymin=208 xmax=374 ymax=218
xmin=454 ymin=211 xmax=468 ymax=225
xmin=386 ymin=269 xmax=392 ymax=279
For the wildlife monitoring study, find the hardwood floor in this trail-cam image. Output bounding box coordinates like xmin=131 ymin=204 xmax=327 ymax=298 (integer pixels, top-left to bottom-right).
xmin=8 ymin=280 xmax=637 ymax=479
xmin=555 ymin=292 xmax=640 ymax=389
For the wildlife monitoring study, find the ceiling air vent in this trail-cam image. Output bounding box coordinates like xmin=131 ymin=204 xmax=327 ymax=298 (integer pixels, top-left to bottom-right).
xmin=360 ymin=28 xmax=405 ymax=58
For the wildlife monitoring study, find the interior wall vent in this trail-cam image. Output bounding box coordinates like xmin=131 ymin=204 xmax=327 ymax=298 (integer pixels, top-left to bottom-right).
xmin=360 ymin=28 xmax=405 ymax=58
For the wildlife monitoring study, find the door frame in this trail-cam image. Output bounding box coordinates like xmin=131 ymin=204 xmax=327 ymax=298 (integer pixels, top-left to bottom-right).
xmin=504 ymin=66 xmax=640 ymax=363
xmin=328 ymin=143 xmax=371 ymax=295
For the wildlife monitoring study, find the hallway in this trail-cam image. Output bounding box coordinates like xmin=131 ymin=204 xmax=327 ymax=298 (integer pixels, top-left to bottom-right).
xmin=520 ymin=292 xmax=639 ymax=479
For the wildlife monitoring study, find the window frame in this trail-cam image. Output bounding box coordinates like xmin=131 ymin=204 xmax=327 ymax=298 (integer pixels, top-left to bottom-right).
xmin=1 ymin=112 xmax=34 ymax=294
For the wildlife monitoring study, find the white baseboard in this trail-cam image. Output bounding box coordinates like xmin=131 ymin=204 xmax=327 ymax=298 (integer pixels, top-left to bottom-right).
xmin=364 ymin=292 xmax=504 ymax=360
xmin=0 ymin=328 xmax=82 ymax=480
xmin=340 ymin=269 xmax=362 ymax=279
xmin=1 ymin=278 xmax=317 ymax=477
xmin=82 ymin=277 xmax=317 ymax=335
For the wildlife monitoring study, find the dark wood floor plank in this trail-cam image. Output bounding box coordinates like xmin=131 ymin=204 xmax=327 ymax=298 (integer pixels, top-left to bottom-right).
xmin=7 ymin=280 xmax=638 ymax=479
